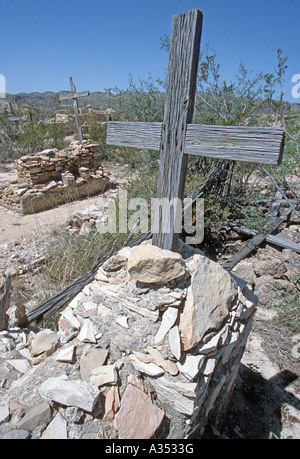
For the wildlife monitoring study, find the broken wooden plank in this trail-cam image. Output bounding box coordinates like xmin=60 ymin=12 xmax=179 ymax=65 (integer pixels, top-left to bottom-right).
xmin=249 ymin=198 xmax=300 ymax=206
xmin=25 ymin=234 xmax=121 ymax=325
xmin=221 ymin=209 xmax=292 ymax=271
xmin=229 ymin=223 xmax=300 ymax=254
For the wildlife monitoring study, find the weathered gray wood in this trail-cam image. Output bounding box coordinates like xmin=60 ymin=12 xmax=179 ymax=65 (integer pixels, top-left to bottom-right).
xmin=25 ymin=249 xmax=107 ymax=325
xmin=152 ymin=9 xmax=203 ymax=251
xmin=70 ymin=77 xmax=83 ymax=143
xmin=0 ymin=274 xmax=11 ymax=331
xmin=59 ymin=77 xmax=89 ymax=143
xmin=185 ymin=124 xmax=284 ymax=165
xmin=229 ymin=223 xmax=300 ymax=253
xmin=250 ymin=198 xmax=300 ymax=206
xmin=221 ymin=210 xmax=292 ymax=271
xmin=107 ymin=121 xmax=162 ymax=150
xmin=59 ymin=90 xmax=90 ymax=101
xmin=107 ymin=121 xmax=284 ymax=165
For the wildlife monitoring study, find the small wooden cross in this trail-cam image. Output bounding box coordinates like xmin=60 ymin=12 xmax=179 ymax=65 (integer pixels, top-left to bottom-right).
xmin=59 ymin=76 xmax=90 ymax=143
xmin=107 ymin=9 xmax=285 ymax=252
xmin=6 ymin=102 xmax=20 ymax=122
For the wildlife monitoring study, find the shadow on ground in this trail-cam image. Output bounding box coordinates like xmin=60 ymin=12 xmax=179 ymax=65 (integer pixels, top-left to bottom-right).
xmin=203 ymin=363 xmax=300 ymax=439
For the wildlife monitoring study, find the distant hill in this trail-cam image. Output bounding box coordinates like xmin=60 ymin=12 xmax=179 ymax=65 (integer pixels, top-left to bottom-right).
xmin=2 ymin=91 xmax=114 ymax=112
xmin=1 ymin=91 xmax=300 ymax=115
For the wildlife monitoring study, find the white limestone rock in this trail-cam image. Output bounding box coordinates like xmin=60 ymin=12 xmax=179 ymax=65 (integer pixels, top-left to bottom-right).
xmin=177 ymin=354 xmax=205 ymax=381
xmin=77 ymin=319 xmax=96 ymax=343
xmin=55 ymin=344 xmax=76 ymax=363
xmin=41 ymin=412 xmax=68 ymax=439
xmin=168 ymin=325 xmax=181 ymax=361
xmin=39 ymin=375 xmax=100 ymax=412
xmin=154 ymin=307 xmax=178 ymax=345
xmin=90 ymin=364 xmax=118 ymax=387
xmin=129 ymin=355 xmax=164 ymax=377
xmin=6 ymin=359 xmax=31 ymax=374
xmin=30 ymin=329 xmax=59 ymax=357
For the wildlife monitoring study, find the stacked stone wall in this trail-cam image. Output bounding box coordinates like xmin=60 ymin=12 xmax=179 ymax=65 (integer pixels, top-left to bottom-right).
xmin=0 ymin=140 xmax=109 ymax=214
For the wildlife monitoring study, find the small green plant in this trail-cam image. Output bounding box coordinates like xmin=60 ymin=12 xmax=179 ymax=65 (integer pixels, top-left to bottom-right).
xmin=275 ymin=292 xmax=300 ymax=334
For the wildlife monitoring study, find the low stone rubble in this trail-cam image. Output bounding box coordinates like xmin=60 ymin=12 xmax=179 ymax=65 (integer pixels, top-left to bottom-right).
xmin=0 ymin=240 xmax=258 ymax=439
xmin=0 ymin=140 xmax=109 ymax=214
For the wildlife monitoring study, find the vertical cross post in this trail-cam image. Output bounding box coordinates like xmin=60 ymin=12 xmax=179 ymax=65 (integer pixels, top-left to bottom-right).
xmin=152 ymin=9 xmax=203 ymax=251
xmin=69 ymin=77 xmax=83 ymax=143
xmin=59 ymin=77 xmax=90 ymax=143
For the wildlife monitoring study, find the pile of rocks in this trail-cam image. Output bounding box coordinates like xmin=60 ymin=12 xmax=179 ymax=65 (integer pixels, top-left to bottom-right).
xmin=65 ymin=201 xmax=110 ymax=235
xmin=0 ymin=140 xmax=109 ymax=214
xmin=0 ymin=240 xmax=257 ymax=439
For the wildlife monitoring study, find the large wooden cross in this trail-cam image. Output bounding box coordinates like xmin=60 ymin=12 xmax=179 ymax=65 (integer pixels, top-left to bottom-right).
xmin=59 ymin=76 xmax=90 ymax=143
xmin=107 ymin=9 xmax=285 ymax=252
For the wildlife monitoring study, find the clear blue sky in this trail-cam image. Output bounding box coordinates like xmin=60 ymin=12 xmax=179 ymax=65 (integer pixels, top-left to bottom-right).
xmin=0 ymin=0 xmax=299 ymax=102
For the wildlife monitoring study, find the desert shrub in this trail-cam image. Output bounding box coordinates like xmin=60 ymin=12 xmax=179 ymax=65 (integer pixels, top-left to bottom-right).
xmin=0 ymin=107 xmax=67 ymax=161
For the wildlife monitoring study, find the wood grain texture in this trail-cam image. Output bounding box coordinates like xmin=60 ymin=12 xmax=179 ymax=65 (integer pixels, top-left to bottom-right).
xmin=151 ymin=9 xmax=203 ymax=251
xmin=185 ymin=124 xmax=285 ymax=165
xmin=107 ymin=121 xmax=284 ymax=165
xmin=107 ymin=121 xmax=162 ymax=150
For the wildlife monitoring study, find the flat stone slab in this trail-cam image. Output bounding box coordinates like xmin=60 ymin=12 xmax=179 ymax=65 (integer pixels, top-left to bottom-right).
xmin=39 ymin=375 xmax=100 ymax=413
xmin=179 ymin=255 xmax=237 ymax=351
xmin=114 ymin=384 xmax=165 ymax=439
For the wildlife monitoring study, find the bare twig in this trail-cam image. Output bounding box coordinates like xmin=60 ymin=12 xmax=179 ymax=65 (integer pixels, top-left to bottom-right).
xmin=196 ymin=92 xmax=228 ymax=122
xmin=282 ymin=115 xmax=300 ymax=159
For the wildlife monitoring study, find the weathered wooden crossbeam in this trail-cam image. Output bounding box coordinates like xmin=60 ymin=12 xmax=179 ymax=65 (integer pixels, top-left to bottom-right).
xmin=59 ymin=90 xmax=90 ymax=101
xmin=107 ymin=121 xmax=285 ymax=165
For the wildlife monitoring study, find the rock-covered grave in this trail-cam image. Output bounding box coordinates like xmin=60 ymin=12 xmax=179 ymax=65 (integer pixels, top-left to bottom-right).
xmin=0 ymin=239 xmax=257 ymax=439
xmin=0 ymin=140 xmax=109 ymax=215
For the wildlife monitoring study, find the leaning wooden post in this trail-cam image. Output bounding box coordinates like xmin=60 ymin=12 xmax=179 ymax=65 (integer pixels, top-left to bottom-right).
xmin=152 ymin=9 xmax=203 ymax=251
xmin=0 ymin=274 xmax=11 ymax=331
